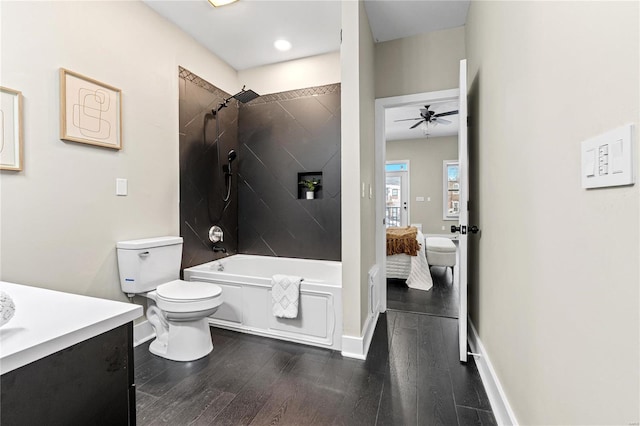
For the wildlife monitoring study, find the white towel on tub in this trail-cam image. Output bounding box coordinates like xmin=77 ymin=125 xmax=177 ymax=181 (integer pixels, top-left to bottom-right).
xmin=271 ymin=274 xmax=302 ymax=318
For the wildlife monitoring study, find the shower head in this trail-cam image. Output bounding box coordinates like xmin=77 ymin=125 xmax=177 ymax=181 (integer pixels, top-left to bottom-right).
xmin=233 ymin=88 xmax=260 ymax=104
xmin=223 ymin=149 xmax=237 ymax=176
xmin=212 ymin=86 xmax=259 ymax=117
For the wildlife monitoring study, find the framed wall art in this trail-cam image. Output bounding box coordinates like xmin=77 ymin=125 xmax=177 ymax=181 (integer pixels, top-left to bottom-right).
xmin=0 ymin=86 xmax=24 ymax=171
xmin=60 ymin=68 xmax=122 ymax=150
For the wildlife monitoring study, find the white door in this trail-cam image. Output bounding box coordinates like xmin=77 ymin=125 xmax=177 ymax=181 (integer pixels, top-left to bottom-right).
xmin=456 ymin=59 xmax=469 ymax=362
xmin=385 ymin=170 xmax=409 ymax=227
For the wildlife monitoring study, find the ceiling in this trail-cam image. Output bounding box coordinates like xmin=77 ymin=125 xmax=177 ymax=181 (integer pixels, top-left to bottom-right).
xmin=143 ymin=0 xmax=467 ymax=139
xmin=143 ymin=0 xmax=469 ymax=71
xmin=364 ymin=0 xmax=470 ymax=43
xmin=385 ymin=100 xmax=459 ymax=141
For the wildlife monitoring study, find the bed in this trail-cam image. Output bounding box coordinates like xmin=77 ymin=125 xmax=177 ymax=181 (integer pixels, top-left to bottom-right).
xmin=386 ymin=226 xmax=433 ymax=291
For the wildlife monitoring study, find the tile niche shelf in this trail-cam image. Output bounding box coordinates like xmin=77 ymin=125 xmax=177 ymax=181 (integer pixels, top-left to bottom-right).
xmin=298 ymin=171 xmax=323 ymax=200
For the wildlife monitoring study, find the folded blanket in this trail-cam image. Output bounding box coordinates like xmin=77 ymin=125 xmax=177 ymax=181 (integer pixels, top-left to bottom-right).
xmin=386 ymin=226 xmax=420 ymax=256
xmin=271 ymin=274 xmax=303 ymax=319
xmin=406 ymin=231 xmax=433 ymax=291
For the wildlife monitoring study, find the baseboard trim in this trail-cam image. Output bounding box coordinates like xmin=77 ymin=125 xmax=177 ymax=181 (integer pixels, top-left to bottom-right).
xmin=468 ymin=319 xmax=519 ymax=426
xmin=341 ymin=311 xmax=379 ymax=360
xmin=133 ymin=320 xmax=155 ymax=347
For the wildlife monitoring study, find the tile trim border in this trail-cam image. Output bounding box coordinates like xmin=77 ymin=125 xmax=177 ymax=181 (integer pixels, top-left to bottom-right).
xmin=179 ymin=66 xmax=233 ymax=100
xmin=179 ymin=66 xmax=339 ymax=107
xmin=468 ymin=318 xmax=519 ymax=426
xmin=243 ymin=83 xmax=341 ymax=106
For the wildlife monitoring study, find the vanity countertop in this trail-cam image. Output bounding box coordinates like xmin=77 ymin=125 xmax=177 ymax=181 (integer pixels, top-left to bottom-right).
xmin=0 ymin=281 xmax=142 ymax=375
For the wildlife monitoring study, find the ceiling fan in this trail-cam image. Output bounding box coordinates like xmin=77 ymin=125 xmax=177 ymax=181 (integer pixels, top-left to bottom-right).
xmin=395 ymin=105 xmax=459 ymax=129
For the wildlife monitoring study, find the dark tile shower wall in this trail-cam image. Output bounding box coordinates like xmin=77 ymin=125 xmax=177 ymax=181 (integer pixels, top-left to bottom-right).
xmin=179 ymin=67 xmax=239 ymax=270
xmin=237 ymin=84 xmax=341 ymax=261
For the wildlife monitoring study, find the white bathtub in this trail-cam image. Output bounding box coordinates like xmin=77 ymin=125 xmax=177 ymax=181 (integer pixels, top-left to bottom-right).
xmin=183 ymin=255 xmax=342 ymax=350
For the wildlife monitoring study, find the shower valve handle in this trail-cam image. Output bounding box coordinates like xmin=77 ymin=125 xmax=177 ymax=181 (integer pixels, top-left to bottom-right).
xmin=209 ymin=226 xmax=224 ymax=243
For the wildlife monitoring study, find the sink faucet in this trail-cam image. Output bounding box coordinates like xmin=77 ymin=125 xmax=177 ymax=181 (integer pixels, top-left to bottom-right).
xmin=213 ymin=246 xmax=227 ymax=254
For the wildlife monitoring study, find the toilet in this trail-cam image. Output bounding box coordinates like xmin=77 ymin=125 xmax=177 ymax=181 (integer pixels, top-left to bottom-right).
xmin=116 ymin=236 xmax=223 ymax=362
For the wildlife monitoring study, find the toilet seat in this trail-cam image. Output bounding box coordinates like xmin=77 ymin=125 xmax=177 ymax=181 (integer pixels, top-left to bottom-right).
xmin=155 ymin=280 xmax=222 ymax=313
xmin=157 ymin=280 xmax=222 ymax=302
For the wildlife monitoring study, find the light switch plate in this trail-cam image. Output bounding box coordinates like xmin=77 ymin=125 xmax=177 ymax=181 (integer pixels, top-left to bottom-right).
xmin=581 ymin=124 xmax=635 ymax=189
xmin=116 ymin=178 xmax=128 ymax=196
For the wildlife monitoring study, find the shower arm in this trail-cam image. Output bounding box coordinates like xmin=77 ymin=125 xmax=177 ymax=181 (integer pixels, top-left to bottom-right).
xmin=213 ymin=85 xmax=248 ymax=114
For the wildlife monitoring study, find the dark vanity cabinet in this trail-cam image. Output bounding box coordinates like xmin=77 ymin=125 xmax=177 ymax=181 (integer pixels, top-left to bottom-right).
xmin=1 ymin=323 xmax=136 ymax=426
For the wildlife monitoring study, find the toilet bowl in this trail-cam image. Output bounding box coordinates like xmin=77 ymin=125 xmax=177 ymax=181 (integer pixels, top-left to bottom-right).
xmin=146 ymin=280 xmax=222 ymax=361
xmin=116 ymin=237 xmax=224 ymax=362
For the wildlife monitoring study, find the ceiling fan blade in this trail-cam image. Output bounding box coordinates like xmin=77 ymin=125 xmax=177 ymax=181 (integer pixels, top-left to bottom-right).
xmin=394 ymin=117 xmax=423 ymax=122
xmin=435 ymin=117 xmax=452 ymax=124
xmin=434 ymin=110 xmax=459 ymax=117
xmin=410 ymin=120 xmax=425 ymax=129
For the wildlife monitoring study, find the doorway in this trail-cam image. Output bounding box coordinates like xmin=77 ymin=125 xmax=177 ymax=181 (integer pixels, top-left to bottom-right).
xmin=374 ymin=88 xmax=464 ymax=322
xmin=383 ymin=103 xmax=461 ymax=318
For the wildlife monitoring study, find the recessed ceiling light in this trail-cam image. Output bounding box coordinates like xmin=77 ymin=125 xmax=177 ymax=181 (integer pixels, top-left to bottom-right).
xmin=207 ymin=0 xmax=238 ymax=7
xmin=274 ymin=39 xmax=292 ymax=51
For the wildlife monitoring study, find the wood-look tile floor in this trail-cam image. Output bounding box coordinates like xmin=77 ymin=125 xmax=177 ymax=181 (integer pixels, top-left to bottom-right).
xmin=134 ymin=311 xmax=496 ymax=426
xmin=387 ymin=266 xmax=460 ymax=318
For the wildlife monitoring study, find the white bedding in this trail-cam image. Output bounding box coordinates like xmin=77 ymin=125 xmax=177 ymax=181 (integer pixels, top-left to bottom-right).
xmin=386 ymin=230 xmax=433 ymax=291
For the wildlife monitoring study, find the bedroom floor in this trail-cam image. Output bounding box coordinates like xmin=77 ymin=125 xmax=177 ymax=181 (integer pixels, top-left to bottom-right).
xmin=134 ymin=312 xmax=496 ymax=425
xmin=387 ymin=266 xmax=459 ymax=317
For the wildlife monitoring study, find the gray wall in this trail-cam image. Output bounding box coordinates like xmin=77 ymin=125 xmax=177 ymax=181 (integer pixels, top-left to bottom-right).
xmin=386 ymin=136 xmax=458 ymax=234
xmin=0 ymin=2 xmax=237 ymax=303
xmin=179 ymin=67 xmax=239 ymax=270
xmin=237 ymin=84 xmax=341 ymax=260
xmin=375 ymin=26 xmax=466 ymax=98
xmin=466 ymin=1 xmax=639 ymax=424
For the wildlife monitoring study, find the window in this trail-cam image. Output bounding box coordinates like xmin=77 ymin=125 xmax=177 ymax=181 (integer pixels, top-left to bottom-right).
xmin=443 ymin=160 xmax=460 ymax=220
xmin=385 ymin=162 xmax=408 ymax=172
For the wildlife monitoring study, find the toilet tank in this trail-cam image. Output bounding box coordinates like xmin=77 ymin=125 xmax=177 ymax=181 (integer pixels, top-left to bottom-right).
xmin=116 ymin=236 xmax=183 ymax=294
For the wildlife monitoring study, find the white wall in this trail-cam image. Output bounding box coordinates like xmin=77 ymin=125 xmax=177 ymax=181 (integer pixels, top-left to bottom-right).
xmin=358 ymin=0 xmax=376 ymax=329
xmin=340 ymin=0 xmax=375 ymax=338
xmin=386 ymin=136 xmax=458 ymax=234
xmin=466 ymin=1 xmax=639 ymax=424
xmin=238 ymin=51 xmax=340 ymax=95
xmin=340 ymin=0 xmax=362 ymax=337
xmin=0 ymin=1 xmax=238 ymax=303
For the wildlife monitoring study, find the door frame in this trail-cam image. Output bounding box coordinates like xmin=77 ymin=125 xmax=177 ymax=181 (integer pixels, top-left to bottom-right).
xmin=374 ymin=88 xmax=460 ymax=313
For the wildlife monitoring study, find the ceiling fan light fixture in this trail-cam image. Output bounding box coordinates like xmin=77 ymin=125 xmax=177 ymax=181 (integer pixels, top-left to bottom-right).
xmin=207 ymin=0 xmax=238 ymax=7
xmin=274 ymin=39 xmax=292 ymax=51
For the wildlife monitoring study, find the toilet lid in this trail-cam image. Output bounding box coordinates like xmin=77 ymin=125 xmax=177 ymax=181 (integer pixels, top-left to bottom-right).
xmin=156 ymin=280 xmax=221 ymax=302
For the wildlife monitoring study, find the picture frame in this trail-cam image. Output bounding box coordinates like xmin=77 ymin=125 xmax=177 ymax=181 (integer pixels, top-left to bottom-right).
xmin=60 ymin=68 xmax=122 ymax=150
xmin=0 ymin=86 xmax=24 ymax=171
